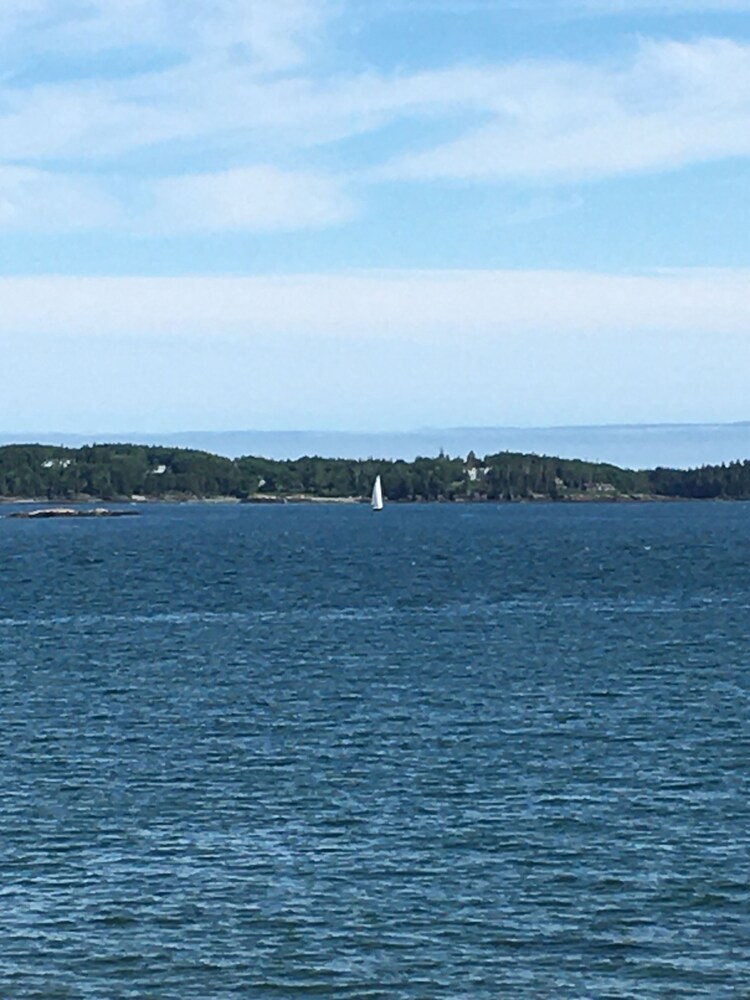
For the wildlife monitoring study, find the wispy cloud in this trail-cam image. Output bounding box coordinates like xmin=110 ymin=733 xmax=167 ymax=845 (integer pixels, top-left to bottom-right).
xmin=2 ymin=268 xmax=749 ymax=338
xmin=4 ymin=32 xmax=750 ymax=175
xmin=370 ymin=0 xmax=750 ymax=12
xmin=4 ymin=268 xmax=749 ymax=430
xmin=559 ymin=0 xmax=750 ymax=13
xmin=0 ymin=0 xmax=335 ymax=72
xmin=379 ymin=38 xmax=750 ymax=182
xmin=0 ymin=164 xmax=355 ymax=235
xmin=0 ymin=167 xmax=121 ymax=231
xmin=149 ymin=166 xmax=357 ymax=232
xmin=1 ymin=4 xmax=750 ymax=234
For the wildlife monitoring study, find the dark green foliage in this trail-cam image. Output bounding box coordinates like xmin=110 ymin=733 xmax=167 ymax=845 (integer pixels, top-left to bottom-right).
xmin=647 ymin=460 xmax=750 ymax=499
xmin=481 ymin=451 xmax=651 ymax=500
xmin=1 ymin=443 xmax=750 ymax=502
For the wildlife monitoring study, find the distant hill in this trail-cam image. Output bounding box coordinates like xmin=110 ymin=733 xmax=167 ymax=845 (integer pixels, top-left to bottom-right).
xmin=2 ymin=423 xmax=750 ymax=469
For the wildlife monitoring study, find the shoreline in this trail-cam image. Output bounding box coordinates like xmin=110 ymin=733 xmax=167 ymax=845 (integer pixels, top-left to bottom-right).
xmin=0 ymin=493 xmax=714 ymax=509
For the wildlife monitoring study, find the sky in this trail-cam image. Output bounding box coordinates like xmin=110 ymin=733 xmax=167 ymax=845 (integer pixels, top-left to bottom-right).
xmin=2 ymin=0 xmax=750 ymax=434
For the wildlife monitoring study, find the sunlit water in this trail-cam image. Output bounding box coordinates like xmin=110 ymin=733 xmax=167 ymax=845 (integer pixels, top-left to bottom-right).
xmin=1 ymin=502 xmax=749 ymax=998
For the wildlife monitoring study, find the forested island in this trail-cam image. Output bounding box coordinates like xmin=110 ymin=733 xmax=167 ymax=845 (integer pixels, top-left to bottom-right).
xmin=1 ymin=443 xmax=750 ymax=503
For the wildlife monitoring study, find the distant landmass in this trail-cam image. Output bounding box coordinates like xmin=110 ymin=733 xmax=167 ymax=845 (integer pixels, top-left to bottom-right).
xmin=2 ymin=423 xmax=750 ymax=469
xmin=2 ymin=442 xmax=750 ymax=504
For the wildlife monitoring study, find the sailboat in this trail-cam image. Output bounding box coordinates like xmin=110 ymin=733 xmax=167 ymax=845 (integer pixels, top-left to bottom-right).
xmin=371 ymin=475 xmax=384 ymax=512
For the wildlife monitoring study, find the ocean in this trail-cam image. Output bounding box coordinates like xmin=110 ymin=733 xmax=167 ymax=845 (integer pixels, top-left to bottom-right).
xmin=1 ymin=501 xmax=748 ymax=998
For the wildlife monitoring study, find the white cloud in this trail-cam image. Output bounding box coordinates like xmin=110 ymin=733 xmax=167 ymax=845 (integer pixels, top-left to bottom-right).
xmin=3 ymin=33 xmax=750 ymax=188
xmin=0 ymin=1 xmax=342 ymax=159
xmin=380 ymin=38 xmax=750 ymax=182
xmin=0 ymin=0 xmax=334 ymax=72
xmin=565 ymin=0 xmax=750 ymax=12
xmin=4 ymin=267 xmax=750 ymax=430
xmin=0 ymin=167 xmax=120 ymax=231
xmin=191 ymin=0 xmax=334 ymax=72
xmin=0 ymin=164 xmax=354 ymax=235
xmin=0 ymin=84 xmax=195 ymax=161
xmin=149 ymin=166 xmax=357 ymax=231
xmin=374 ymin=0 xmax=750 ymax=11
xmin=1 ymin=268 xmax=749 ymax=337
xmin=0 ymin=8 xmax=750 ymax=235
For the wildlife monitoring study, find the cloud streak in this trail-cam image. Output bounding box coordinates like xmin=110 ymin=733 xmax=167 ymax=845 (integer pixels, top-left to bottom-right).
xmin=379 ymin=38 xmax=750 ymax=182
xmin=1 ymin=268 xmax=749 ymax=338
xmin=0 ymin=165 xmax=356 ymax=235
xmin=0 ymin=167 xmax=121 ymax=231
xmin=150 ymin=166 xmax=357 ymax=232
xmin=0 ymin=0 xmax=335 ymax=72
xmin=373 ymin=0 xmax=750 ymax=10
xmin=1 ymin=6 xmax=750 ymax=233
xmin=3 ymin=267 xmax=750 ymax=431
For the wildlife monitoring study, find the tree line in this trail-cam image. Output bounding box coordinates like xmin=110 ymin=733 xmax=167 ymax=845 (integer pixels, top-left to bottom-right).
xmin=2 ymin=442 xmax=750 ymax=502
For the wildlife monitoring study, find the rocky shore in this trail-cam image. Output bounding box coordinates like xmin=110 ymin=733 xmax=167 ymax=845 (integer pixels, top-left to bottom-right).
xmin=7 ymin=507 xmax=141 ymax=519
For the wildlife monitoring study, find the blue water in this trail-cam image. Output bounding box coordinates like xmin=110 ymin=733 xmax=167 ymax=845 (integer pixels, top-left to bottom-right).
xmin=1 ymin=502 xmax=749 ymax=998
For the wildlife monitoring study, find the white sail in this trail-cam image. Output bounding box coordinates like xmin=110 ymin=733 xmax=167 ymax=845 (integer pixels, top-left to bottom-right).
xmin=371 ymin=475 xmax=384 ymax=511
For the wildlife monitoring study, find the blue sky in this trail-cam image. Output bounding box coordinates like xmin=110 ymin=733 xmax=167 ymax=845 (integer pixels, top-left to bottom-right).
xmin=3 ymin=0 xmax=750 ymax=433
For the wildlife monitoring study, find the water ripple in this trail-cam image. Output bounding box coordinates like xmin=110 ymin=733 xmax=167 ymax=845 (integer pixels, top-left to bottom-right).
xmin=0 ymin=502 xmax=748 ymax=997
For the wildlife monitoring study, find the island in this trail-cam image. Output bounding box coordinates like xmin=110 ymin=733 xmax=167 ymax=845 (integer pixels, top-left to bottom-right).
xmin=7 ymin=507 xmax=141 ymax=519
xmin=0 ymin=442 xmax=748 ymax=504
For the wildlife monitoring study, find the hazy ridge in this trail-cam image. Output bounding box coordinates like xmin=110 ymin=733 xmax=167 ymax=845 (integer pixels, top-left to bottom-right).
xmin=3 ymin=423 xmax=750 ymax=469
